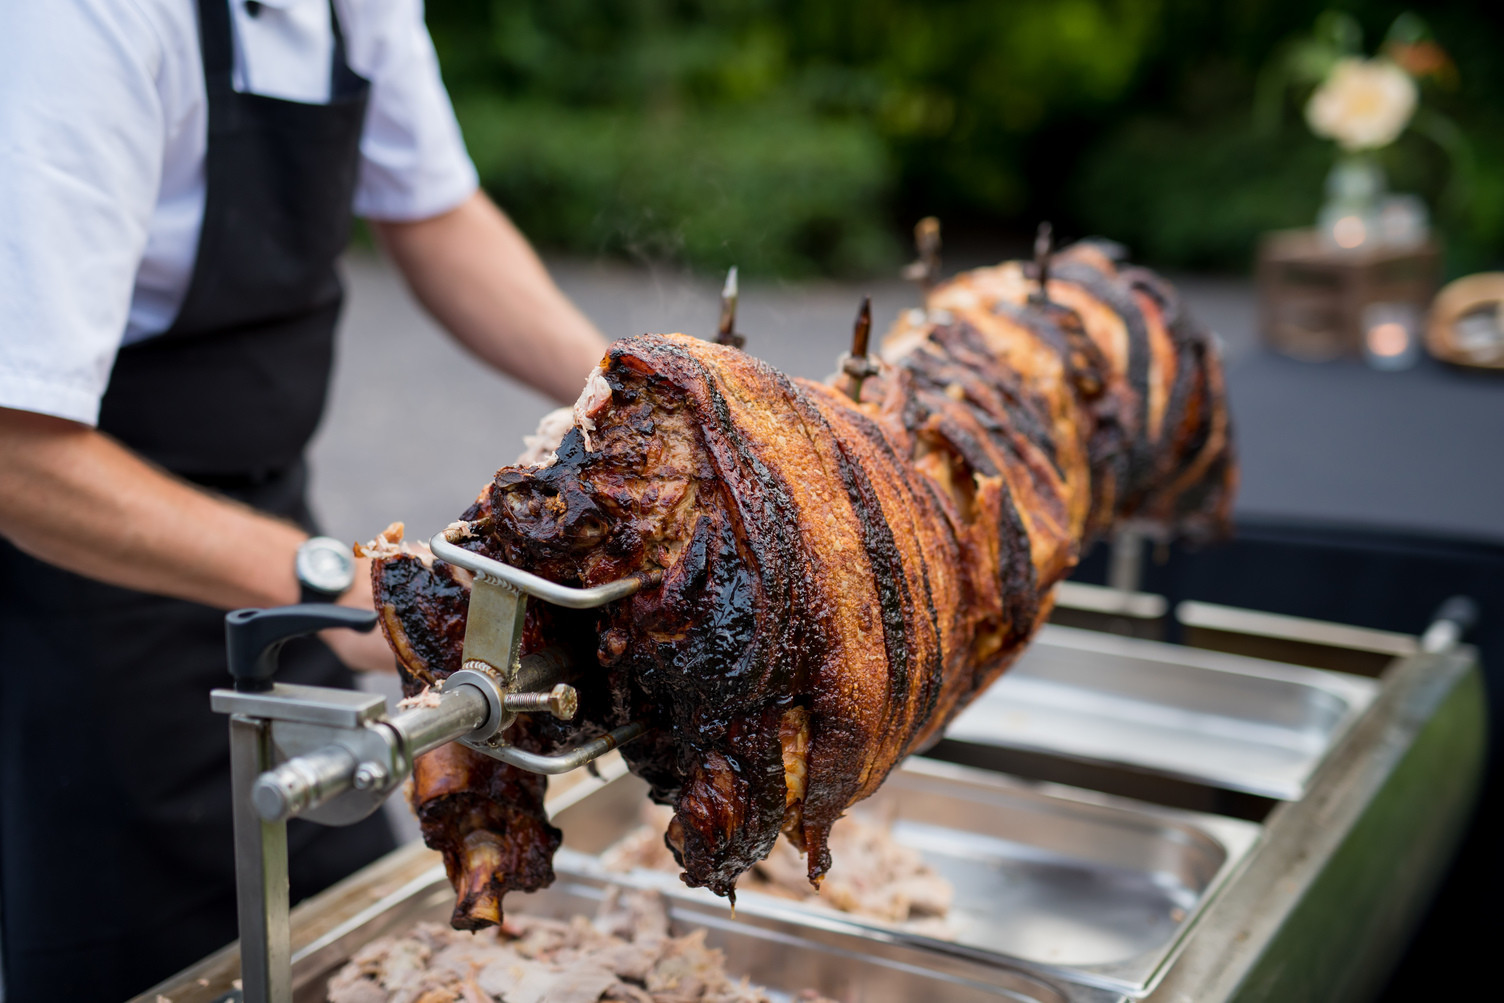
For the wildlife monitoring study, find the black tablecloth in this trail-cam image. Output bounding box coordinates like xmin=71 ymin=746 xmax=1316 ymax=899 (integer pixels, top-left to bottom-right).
xmin=1227 ymin=350 xmax=1504 ymax=543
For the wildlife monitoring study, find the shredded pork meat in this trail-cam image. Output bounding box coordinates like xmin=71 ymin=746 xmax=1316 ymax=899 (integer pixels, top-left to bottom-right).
xmin=326 ymin=887 xmax=836 ymax=1003
xmin=601 ymin=805 xmax=951 ymax=931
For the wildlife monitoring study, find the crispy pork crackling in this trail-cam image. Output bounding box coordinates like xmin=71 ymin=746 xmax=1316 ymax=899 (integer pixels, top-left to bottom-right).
xmin=362 ymin=243 xmax=1236 ymax=929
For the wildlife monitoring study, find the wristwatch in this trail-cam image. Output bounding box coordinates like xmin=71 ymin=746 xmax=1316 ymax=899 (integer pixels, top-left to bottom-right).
xmin=295 ymin=536 xmax=356 ymax=603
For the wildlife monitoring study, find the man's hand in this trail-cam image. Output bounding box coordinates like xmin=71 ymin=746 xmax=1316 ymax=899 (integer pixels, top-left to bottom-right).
xmin=371 ymin=190 xmax=609 ymax=406
xmin=321 ymin=555 xmax=399 ymax=674
xmin=0 ymin=407 xmax=394 ymax=673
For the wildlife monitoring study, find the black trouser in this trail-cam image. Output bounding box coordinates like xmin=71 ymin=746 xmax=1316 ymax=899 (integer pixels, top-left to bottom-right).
xmin=0 ymin=464 xmax=395 ymax=1002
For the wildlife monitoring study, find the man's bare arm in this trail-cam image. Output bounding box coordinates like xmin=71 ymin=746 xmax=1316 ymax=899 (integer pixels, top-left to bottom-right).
xmin=0 ymin=407 xmax=394 ymax=671
xmin=370 ymin=190 xmax=609 ymax=405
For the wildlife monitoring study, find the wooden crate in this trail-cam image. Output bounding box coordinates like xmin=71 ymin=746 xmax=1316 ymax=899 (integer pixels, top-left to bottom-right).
xmin=1257 ymin=228 xmax=1440 ymax=360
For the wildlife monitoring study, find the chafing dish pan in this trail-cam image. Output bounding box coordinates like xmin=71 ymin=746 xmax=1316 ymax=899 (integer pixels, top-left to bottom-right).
xmin=944 ymin=625 xmax=1379 ymax=800
xmin=175 ymin=860 xmax=1100 ymax=1003
xmin=552 ymin=757 xmax=1260 ymax=997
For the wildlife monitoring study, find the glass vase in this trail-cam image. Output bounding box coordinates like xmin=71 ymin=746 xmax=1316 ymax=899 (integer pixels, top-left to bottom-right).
xmin=1316 ymin=154 xmax=1385 ymax=251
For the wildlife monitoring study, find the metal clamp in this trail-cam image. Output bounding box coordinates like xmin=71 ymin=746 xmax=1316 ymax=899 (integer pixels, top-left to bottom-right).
xmin=429 ymin=533 xmax=655 ymax=608
xmin=427 ymin=532 xmax=653 ymax=769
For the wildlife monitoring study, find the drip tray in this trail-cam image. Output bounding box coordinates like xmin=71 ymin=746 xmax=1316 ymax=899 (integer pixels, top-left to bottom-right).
xmin=297 ymin=869 xmax=1086 ymax=1003
xmin=551 ymin=757 xmax=1261 ymax=998
xmin=944 ymin=625 xmax=1379 ymax=800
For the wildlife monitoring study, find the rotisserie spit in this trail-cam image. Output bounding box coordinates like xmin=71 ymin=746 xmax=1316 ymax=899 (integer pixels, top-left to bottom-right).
xmin=364 ymin=241 xmax=1236 ymax=929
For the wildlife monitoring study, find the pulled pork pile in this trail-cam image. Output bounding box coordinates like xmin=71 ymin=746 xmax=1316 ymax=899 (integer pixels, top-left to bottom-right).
xmin=325 ymin=887 xmax=835 ymax=1003
xmin=367 ymin=241 xmax=1235 ymax=930
xmin=601 ymin=804 xmax=951 ymax=932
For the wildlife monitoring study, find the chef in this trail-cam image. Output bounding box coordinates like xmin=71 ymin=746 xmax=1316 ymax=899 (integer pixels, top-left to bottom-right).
xmin=0 ymin=2 xmax=608 ymax=1000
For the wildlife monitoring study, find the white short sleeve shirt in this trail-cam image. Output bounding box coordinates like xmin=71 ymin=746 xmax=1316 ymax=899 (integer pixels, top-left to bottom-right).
xmin=0 ymin=0 xmax=480 ymax=426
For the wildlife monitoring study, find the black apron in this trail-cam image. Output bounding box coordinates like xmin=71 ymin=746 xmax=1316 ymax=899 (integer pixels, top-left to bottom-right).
xmin=0 ymin=3 xmax=395 ymax=999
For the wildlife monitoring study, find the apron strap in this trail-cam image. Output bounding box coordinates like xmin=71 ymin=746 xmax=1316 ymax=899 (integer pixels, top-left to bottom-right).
xmin=329 ymin=0 xmax=348 ymax=61
xmin=196 ymin=0 xmax=235 ymax=95
xmin=329 ymin=0 xmax=366 ymax=98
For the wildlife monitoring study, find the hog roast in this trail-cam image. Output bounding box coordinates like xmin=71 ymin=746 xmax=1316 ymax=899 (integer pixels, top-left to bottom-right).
xmin=361 ymin=240 xmax=1235 ymax=930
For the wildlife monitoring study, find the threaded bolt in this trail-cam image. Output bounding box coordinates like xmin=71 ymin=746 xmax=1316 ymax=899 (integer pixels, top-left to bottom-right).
xmin=504 ymin=683 xmax=579 ymax=721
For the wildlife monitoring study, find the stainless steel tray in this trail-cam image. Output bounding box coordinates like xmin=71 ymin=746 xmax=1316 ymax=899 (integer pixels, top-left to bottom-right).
xmin=944 ymin=624 xmax=1379 ymax=799
xmin=292 ymin=865 xmax=1094 ymax=1003
xmin=551 ymin=757 xmax=1261 ymax=998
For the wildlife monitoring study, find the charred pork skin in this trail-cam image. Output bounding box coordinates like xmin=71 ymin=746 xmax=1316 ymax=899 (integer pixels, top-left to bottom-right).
xmin=368 ymin=243 xmax=1235 ymax=928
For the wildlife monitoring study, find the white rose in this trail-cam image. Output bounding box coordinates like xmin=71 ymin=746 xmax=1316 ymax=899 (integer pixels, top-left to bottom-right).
xmin=1305 ymin=57 xmax=1418 ymax=151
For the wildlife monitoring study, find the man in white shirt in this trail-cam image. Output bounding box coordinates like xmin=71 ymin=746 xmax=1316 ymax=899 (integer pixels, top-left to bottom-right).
xmin=0 ymin=2 xmax=608 ymax=998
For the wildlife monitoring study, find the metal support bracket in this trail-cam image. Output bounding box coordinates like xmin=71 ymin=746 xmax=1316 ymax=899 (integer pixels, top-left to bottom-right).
xmin=428 ymin=532 xmax=654 ymax=768
xmin=213 ymin=540 xmax=659 ymax=1002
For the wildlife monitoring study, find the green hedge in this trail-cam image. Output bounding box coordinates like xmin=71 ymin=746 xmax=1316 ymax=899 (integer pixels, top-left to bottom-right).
xmin=459 ymin=99 xmax=896 ymax=277
xmin=428 ymin=1 xmax=1503 ymax=276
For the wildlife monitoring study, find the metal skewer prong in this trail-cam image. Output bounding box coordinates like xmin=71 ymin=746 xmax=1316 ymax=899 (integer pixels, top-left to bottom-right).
xmin=715 ymin=266 xmax=745 ymax=349
xmin=839 ymin=296 xmax=879 ymax=403
xmin=1030 ymin=221 xmax=1054 ymax=305
xmin=901 ymin=217 xmax=942 ymax=294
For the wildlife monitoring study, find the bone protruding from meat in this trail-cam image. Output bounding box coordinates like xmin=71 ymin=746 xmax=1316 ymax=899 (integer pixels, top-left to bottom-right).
xmin=412 ymin=740 xmax=562 ymax=931
xmin=454 ymin=831 xmax=507 ymax=930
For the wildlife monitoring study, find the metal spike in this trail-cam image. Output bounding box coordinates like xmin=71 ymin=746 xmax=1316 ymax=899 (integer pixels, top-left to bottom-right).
xmin=839 ymin=296 xmax=879 ymax=403
xmin=715 ymin=266 xmax=745 ymax=348
xmin=851 ymin=295 xmax=873 ymax=357
xmin=1030 ymin=221 xmax=1054 ymax=304
xmin=901 ymin=217 xmax=942 ymax=295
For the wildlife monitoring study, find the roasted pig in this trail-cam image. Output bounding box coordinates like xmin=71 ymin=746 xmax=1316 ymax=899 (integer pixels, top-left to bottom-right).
xmin=364 ymin=242 xmax=1235 ymax=929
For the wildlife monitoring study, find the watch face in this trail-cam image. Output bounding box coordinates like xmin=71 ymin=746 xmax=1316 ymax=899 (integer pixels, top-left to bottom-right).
xmin=298 ymin=537 xmax=355 ymax=594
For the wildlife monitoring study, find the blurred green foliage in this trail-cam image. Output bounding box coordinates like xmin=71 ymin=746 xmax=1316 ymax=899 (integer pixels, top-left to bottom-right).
xmin=1068 ymin=1 xmax=1503 ymax=274
xmin=427 ymin=0 xmax=1503 ymax=276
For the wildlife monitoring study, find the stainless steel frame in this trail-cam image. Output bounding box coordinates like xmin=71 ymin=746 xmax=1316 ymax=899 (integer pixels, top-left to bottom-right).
xmin=162 ymin=596 xmax=1480 ymax=1003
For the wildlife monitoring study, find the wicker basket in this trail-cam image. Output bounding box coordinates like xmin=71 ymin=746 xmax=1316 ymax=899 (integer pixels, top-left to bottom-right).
xmin=1425 ymin=272 xmax=1504 ymax=370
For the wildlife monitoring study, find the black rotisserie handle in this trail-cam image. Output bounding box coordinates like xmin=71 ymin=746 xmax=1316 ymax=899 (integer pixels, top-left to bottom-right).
xmin=225 ymin=604 xmax=378 ymax=692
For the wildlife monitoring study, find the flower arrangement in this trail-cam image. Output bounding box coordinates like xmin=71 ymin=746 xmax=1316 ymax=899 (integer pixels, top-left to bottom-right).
xmin=1259 ymin=12 xmax=1461 ymax=252
xmin=1262 ymin=12 xmax=1456 ymax=148
xmin=1306 ymin=57 xmax=1417 ymax=153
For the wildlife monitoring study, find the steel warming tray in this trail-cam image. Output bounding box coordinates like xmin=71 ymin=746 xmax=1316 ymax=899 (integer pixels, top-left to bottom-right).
xmin=943 ymin=624 xmax=1379 ymax=799
xmin=294 ymin=865 xmax=1091 ymax=1003
xmin=136 ymin=606 xmax=1483 ymax=1003
xmin=552 ymin=757 xmax=1260 ymax=997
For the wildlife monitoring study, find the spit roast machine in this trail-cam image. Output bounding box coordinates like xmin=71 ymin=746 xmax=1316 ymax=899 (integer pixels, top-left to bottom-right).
xmin=134 ymin=528 xmax=1484 ymax=1003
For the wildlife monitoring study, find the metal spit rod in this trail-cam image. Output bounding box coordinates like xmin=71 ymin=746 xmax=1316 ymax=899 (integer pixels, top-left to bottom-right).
xmin=238 ymin=545 xmax=658 ymax=824
xmin=247 ymin=679 xmax=489 ymax=823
